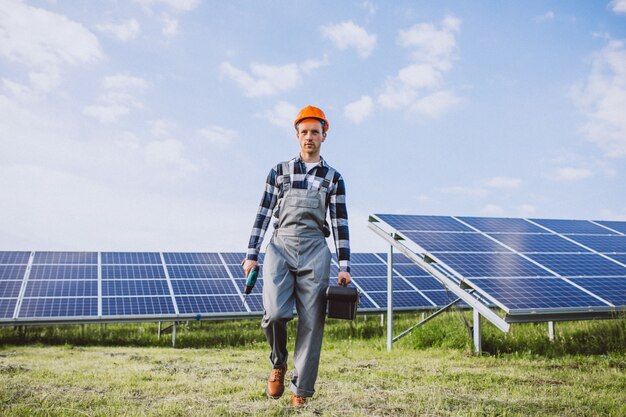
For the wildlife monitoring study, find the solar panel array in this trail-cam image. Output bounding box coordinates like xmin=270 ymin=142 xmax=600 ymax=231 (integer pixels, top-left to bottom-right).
xmin=0 ymin=251 xmax=456 ymax=325
xmin=372 ymin=214 xmax=626 ymax=318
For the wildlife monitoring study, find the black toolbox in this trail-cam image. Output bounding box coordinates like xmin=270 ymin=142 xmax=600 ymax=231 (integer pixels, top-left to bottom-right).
xmin=326 ymin=286 xmax=360 ymax=320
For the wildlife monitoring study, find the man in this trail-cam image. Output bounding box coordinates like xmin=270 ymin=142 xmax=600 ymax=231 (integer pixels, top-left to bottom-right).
xmin=243 ymin=105 xmax=351 ymax=407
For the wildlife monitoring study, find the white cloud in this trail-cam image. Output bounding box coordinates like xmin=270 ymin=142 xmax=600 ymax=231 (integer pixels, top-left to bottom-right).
xmin=571 ymin=40 xmax=626 ymax=157
xmin=344 ymin=96 xmax=374 ymax=124
xmin=0 ymin=1 xmax=102 ymax=67
xmin=103 ymin=74 xmax=149 ymax=90
xmin=161 ymin=14 xmax=179 ymax=36
xmin=256 ymin=101 xmax=299 ymax=128
xmin=485 ymin=176 xmax=522 ymax=189
xmin=82 ymin=104 xmax=131 ymax=124
xmin=320 ymin=21 xmax=377 ymax=58
xmin=378 ymin=16 xmax=462 ymax=118
xmin=96 ymin=19 xmax=140 ymax=41
xmin=221 ymin=58 xmax=326 ymax=97
xmin=362 ymin=1 xmax=376 ymax=15
xmin=409 ymin=90 xmax=461 ymax=118
xmin=553 ymin=167 xmax=593 ymax=181
xmin=133 ymin=0 xmax=200 ymax=13
xmin=198 ymin=125 xmax=238 ymax=144
xmin=482 ymin=204 xmax=505 ymax=216
xmin=0 ymin=0 xmax=102 ymax=96
xmin=144 ymin=139 xmax=198 ymax=174
xmin=440 ymin=186 xmax=489 ymax=198
xmin=517 ymin=204 xmax=537 ymax=217
xmin=150 ymin=119 xmax=175 ymax=137
xmin=397 ymin=16 xmax=460 ymax=67
xmin=533 ymin=11 xmax=555 ymax=23
xmin=300 ymin=55 xmax=329 ymax=74
xmin=83 ymin=74 xmax=149 ymax=123
xmin=610 ymin=0 xmax=626 ymax=14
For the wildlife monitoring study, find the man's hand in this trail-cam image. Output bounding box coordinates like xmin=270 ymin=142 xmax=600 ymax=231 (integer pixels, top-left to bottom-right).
xmin=338 ymin=271 xmax=352 ymax=287
xmin=243 ymin=259 xmax=258 ymax=276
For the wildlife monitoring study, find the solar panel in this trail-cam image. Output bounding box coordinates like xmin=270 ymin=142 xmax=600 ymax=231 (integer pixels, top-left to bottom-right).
xmin=371 ymin=214 xmax=626 ymax=321
xmin=594 ymin=221 xmax=626 ymax=234
xmin=101 ymin=252 xmax=162 ymax=264
xmin=102 ymin=296 xmax=175 ymax=316
xmin=0 ymin=250 xmax=454 ymax=326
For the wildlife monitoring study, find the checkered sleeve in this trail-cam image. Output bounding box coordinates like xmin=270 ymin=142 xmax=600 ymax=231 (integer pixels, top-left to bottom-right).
xmin=246 ymin=166 xmax=279 ymax=261
xmin=330 ymin=172 xmax=351 ymax=273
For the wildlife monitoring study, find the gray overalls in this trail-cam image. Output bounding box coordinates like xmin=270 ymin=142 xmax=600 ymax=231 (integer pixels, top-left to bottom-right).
xmin=262 ymin=161 xmax=336 ymax=398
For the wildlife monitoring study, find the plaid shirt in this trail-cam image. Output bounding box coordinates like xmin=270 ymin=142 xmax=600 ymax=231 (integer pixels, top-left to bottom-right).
xmin=247 ymin=155 xmax=350 ymax=272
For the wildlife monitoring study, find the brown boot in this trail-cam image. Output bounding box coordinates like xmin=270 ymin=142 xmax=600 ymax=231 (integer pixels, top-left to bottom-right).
xmin=291 ymin=392 xmax=307 ymax=408
xmin=266 ymin=364 xmax=287 ymax=399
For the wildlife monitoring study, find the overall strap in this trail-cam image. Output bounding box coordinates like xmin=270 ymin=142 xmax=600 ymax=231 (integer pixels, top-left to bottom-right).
xmin=320 ymin=167 xmax=336 ymax=192
xmin=281 ymin=161 xmax=291 ymax=192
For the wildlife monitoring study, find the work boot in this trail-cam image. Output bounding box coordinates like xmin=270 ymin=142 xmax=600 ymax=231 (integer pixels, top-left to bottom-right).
xmin=266 ymin=364 xmax=287 ymax=399
xmin=291 ymin=392 xmax=307 ymax=408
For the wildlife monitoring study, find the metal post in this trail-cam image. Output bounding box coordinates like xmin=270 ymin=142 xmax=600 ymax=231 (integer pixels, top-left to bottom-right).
xmin=172 ymin=322 xmax=177 ymax=348
xmin=421 ymin=312 xmax=425 ymax=321
xmin=387 ymin=244 xmax=393 ymax=352
xmin=380 ymin=314 xmax=384 ymax=327
xmin=548 ymin=321 xmax=555 ymax=341
xmin=473 ymin=309 xmax=482 ymax=355
xmin=157 ymin=321 xmax=161 ymax=339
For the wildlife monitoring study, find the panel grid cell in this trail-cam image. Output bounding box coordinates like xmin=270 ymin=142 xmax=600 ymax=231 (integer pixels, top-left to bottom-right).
xmin=0 ymin=251 xmax=31 ymax=264
xmin=170 ymin=279 xmax=238 ymax=295
xmin=527 ymin=254 xmax=626 ymax=277
xmin=102 ymin=280 xmax=170 ymax=296
xmin=25 ymin=280 xmax=97 ymax=297
xmin=0 ymin=265 xmax=27 ymax=280
xmin=487 ymin=233 xmax=592 ymax=254
xmin=565 ymin=235 xmax=626 ymax=253
xmin=530 ymin=219 xmax=614 ymax=235
xmin=176 ymin=295 xmax=246 ymax=314
xmin=594 ymin=220 xmax=626 ymax=235
xmin=163 ymin=252 xmax=223 ymax=265
xmin=470 ymin=278 xmax=609 ymax=310
xmin=368 ymin=291 xmax=432 ymax=309
xmin=221 ymin=252 xmax=267 ymax=264
xmin=0 ymin=299 xmax=17 ymax=319
xmin=403 ymin=231 xmax=509 ymax=253
xmin=102 ymin=296 xmax=175 ymax=316
xmin=458 ymin=217 xmax=547 ymax=233
xmin=33 ymin=252 xmax=97 ymax=264
xmin=570 ymin=278 xmax=626 ymax=306
xmin=101 ymin=252 xmax=162 ymax=264
xmin=434 ymin=253 xmax=552 ymax=278
xmin=376 ymin=214 xmax=472 ymax=232
xmin=349 ymin=264 xmax=389 ymax=277
xmin=0 ymin=281 xmax=23 ymax=298
xmin=102 ymin=265 xmax=165 ymax=279
xmin=28 ymin=265 xmax=98 ymax=280
xmin=19 ymin=297 xmax=98 ymax=318
xmin=353 ymin=277 xmax=413 ymax=292
xmin=167 ymin=264 xmax=229 ymax=279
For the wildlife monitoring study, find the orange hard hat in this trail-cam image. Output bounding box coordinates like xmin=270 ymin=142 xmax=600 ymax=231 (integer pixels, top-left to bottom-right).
xmin=294 ymin=105 xmax=330 ymax=132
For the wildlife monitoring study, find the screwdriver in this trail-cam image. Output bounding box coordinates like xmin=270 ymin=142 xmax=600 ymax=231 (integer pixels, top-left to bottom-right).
xmin=241 ymin=260 xmax=260 ymax=306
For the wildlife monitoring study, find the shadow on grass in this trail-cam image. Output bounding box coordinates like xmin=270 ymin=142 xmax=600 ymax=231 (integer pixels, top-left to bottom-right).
xmin=1 ymin=312 xmax=625 ymax=357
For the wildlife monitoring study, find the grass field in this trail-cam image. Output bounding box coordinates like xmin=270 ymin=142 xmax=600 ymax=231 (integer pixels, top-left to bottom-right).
xmin=1 ymin=313 xmax=626 ymax=416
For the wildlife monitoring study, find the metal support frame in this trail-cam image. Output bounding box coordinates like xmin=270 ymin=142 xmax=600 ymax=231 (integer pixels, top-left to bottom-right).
xmin=368 ymin=220 xmax=510 ymax=334
xmin=548 ymin=321 xmax=555 ymax=341
xmin=158 ymin=321 xmax=178 ymax=347
xmin=393 ymin=295 xmax=466 ymax=342
xmin=387 ymin=244 xmax=393 ymax=352
xmin=473 ymin=309 xmax=482 ymax=354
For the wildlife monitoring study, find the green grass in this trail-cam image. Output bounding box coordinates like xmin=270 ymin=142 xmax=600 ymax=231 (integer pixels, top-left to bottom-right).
xmin=1 ymin=313 xmax=626 ymax=416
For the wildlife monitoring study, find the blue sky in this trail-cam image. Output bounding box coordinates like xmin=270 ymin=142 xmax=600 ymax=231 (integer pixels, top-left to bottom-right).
xmin=1 ymin=0 xmax=625 ymax=254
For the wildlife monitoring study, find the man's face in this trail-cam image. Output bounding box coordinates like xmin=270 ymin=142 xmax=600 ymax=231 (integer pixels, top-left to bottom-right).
xmin=296 ymin=119 xmax=325 ymax=156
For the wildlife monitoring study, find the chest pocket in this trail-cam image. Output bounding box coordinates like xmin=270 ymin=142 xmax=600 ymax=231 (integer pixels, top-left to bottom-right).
xmin=285 ymin=197 xmax=319 ymax=208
